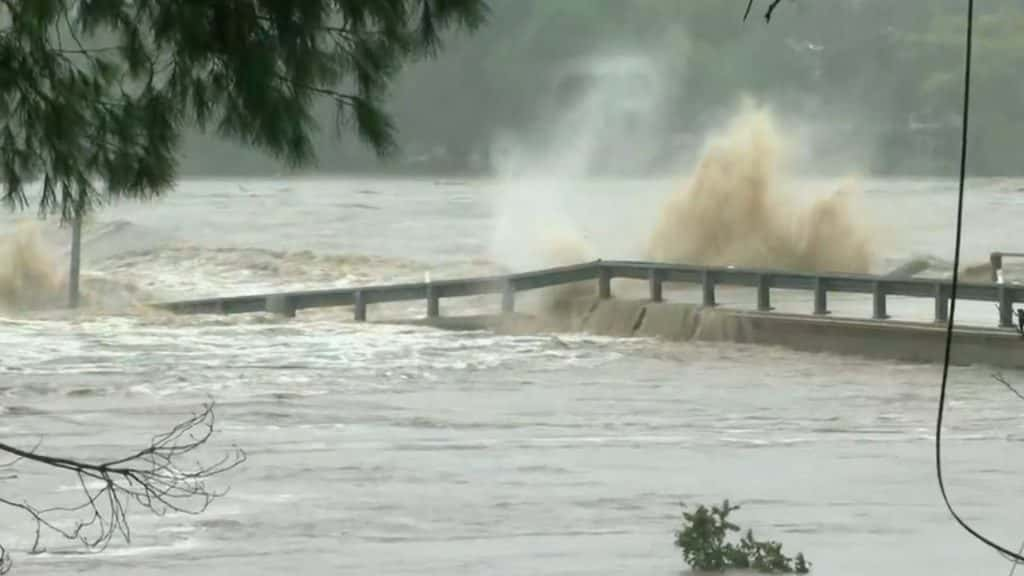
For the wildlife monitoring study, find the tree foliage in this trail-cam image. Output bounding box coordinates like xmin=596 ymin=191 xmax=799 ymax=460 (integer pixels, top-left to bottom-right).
xmin=675 ymin=501 xmax=810 ymax=574
xmin=0 ymin=0 xmax=487 ymax=220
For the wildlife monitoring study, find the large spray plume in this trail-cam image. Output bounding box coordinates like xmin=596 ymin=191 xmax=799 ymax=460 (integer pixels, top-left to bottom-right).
xmin=647 ymin=102 xmax=873 ymax=273
xmin=488 ymin=54 xmax=875 ymax=314
xmin=489 ymin=51 xmax=873 ymax=285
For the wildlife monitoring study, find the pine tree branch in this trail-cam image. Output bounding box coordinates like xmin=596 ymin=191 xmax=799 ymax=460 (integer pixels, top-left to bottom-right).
xmin=0 ymin=0 xmax=487 ymax=220
xmin=50 ymin=46 xmax=123 ymax=55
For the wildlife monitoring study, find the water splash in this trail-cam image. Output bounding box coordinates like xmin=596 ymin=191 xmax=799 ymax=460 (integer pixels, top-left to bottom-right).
xmin=0 ymin=222 xmax=66 ymax=311
xmin=648 ymin=102 xmax=873 ymax=273
xmin=0 ymin=221 xmax=151 ymax=314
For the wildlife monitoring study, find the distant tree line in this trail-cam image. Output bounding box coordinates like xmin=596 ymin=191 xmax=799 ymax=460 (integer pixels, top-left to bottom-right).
xmin=180 ymin=0 xmax=1022 ymax=178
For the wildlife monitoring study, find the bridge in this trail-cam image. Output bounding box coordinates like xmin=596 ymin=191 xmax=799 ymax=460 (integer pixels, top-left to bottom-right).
xmin=158 ymin=258 xmax=1023 ymax=329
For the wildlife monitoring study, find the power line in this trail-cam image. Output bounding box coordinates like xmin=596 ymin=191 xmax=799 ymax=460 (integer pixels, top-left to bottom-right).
xmin=741 ymin=0 xmax=1021 ymax=562
xmin=934 ymin=0 xmax=1024 ymax=563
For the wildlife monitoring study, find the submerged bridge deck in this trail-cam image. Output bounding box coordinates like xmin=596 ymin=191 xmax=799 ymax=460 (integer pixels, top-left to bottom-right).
xmin=158 ymin=259 xmax=1023 ymax=329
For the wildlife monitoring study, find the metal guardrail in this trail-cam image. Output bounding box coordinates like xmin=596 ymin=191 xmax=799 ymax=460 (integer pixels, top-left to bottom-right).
xmin=157 ymin=259 xmax=1024 ymax=328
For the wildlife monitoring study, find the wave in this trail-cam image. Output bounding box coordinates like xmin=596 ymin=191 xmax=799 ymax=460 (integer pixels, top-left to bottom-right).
xmin=1 ymin=214 xmax=504 ymax=314
xmin=97 ymin=245 xmax=441 ymax=290
xmin=882 ymin=253 xmax=1020 ymax=283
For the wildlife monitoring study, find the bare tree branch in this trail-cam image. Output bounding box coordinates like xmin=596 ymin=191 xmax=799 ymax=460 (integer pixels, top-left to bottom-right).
xmin=0 ymin=403 xmax=244 ymax=572
xmin=764 ymin=0 xmax=785 ymax=21
xmin=743 ymin=0 xmax=786 ymax=22
xmin=993 ymin=373 xmax=1024 ymax=402
xmin=0 ymin=543 xmax=10 ymax=575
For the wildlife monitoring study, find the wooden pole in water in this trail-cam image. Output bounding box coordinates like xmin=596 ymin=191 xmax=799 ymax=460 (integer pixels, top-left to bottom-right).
xmin=68 ymin=212 xmax=82 ymax=309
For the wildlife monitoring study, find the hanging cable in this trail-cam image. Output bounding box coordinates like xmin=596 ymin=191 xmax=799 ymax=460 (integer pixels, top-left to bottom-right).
xmin=935 ymin=0 xmax=1024 ymax=563
xmin=740 ymin=0 xmax=1019 ymax=560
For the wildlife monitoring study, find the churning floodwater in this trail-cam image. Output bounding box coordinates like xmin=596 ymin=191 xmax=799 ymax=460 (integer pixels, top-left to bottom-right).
xmin=3 ymin=177 xmax=1024 ymax=575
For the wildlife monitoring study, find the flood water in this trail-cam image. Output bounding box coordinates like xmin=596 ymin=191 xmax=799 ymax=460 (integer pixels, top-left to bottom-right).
xmin=3 ymin=177 xmax=1024 ymax=575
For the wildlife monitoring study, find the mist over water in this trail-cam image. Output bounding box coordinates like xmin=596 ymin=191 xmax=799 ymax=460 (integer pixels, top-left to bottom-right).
xmin=488 ymin=54 xmax=667 ymax=272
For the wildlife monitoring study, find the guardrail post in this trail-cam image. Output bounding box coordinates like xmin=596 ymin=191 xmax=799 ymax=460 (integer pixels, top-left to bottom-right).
xmin=757 ymin=274 xmax=772 ymax=311
xmin=872 ymin=282 xmax=888 ymax=320
xmin=648 ymin=269 xmax=663 ymax=302
xmin=502 ymin=280 xmax=515 ymax=313
xmin=598 ymin=266 xmax=612 ymax=299
xmin=813 ymin=278 xmax=828 ymax=315
xmin=701 ymin=270 xmax=715 ymax=307
xmin=933 ymin=284 xmax=948 ymax=324
xmin=999 ymin=285 xmax=1013 ymax=328
xmin=991 ymin=252 xmax=1003 ymax=283
xmin=426 ymin=285 xmax=440 ymax=318
xmin=265 ymin=295 xmax=295 ymax=318
xmin=354 ymin=290 xmax=367 ymax=322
